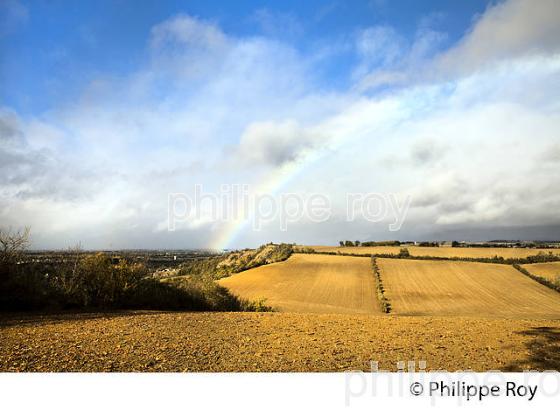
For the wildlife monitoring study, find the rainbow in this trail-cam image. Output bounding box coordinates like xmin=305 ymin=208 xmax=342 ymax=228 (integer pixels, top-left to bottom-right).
xmin=209 ymin=152 xmax=321 ymax=250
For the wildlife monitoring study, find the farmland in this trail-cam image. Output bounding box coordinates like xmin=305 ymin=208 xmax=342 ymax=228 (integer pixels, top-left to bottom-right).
xmin=3 ymin=246 xmax=560 ymax=372
xmin=218 ymin=254 xmax=380 ymax=314
xmin=521 ymin=262 xmax=560 ymax=283
xmin=304 ymin=245 xmax=560 ymax=259
xmin=377 ymin=258 xmax=560 ymax=318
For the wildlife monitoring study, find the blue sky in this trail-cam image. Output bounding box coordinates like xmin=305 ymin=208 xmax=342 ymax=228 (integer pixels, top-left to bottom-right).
xmin=2 ymin=0 xmax=490 ymax=114
xmin=1 ymin=0 xmax=560 ymax=249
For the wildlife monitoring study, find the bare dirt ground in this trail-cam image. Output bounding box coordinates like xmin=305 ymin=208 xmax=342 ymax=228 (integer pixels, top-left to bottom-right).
xmin=522 ymin=262 xmax=560 ymax=283
xmin=307 ymin=245 xmax=560 ymax=259
xmin=378 ymin=258 xmax=560 ymax=318
xmin=218 ymin=254 xmax=380 ymax=314
xmin=1 ymin=311 xmax=559 ymax=372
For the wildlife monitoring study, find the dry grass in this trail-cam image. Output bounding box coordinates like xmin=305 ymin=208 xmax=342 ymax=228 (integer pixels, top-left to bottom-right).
xmin=377 ymin=258 xmax=560 ymax=318
xmin=521 ymin=262 xmax=560 ymax=283
xmin=306 ymin=245 xmax=560 ymax=259
xmin=218 ymin=254 xmax=381 ymax=314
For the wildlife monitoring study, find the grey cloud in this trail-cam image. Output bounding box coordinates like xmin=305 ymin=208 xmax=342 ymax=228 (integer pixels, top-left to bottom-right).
xmin=540 ymin=143 xmax=560 ymax=163
xmin=409 ymin=138 xmax=448 ymax=167
xmin=408 ymin=168 xmax=560 ymax=228
xmin=0 ymin=110 xmax=102 ymax=201
xmin=438 ymin=0 xmax=560 ymax=74
xmin=233 ymin=120 xmax=323 ymax=167
xmin=358 ymin=0 xmax=560 ymax=90
xmin=0 ymin=108 xmax=23 ymax=141
xmin=380 ymin=138 xmax=448 ymax=170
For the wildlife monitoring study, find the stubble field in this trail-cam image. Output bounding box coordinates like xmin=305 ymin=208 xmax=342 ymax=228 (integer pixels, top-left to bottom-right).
xmin=218 ymin=254 xmax=380 ymax=314
xmin=377 ymin=258 xmax=560 ymax=318
xmin=521 ymin=262 xmax=560 ymax=283
xmin=306 ymin=245 xmax=560 ymax=259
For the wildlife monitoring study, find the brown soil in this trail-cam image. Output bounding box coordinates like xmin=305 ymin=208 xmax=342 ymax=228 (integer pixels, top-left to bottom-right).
xmin=1 ymin=311 xmax=559 ymax=372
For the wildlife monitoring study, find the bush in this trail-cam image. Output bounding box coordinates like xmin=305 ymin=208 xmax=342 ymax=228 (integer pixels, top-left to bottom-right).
xmin=1 ymin=241 xmax=272 ymax=312
xmin=361 ymin=241 xmax=401 ymax=247
xmin=214 ymin=243 xmax=293 ymax=278
xmin=52 ymin=253 xmax=147 ymax=308
xmin=399 ymin=248 xmax=410 ymax=257
xmin=418 ymin=242 xmax=439 ymax=247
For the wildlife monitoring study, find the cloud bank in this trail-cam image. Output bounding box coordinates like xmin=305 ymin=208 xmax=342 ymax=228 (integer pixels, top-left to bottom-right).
xmin=1 ymin=0 xmax=559 ymax=248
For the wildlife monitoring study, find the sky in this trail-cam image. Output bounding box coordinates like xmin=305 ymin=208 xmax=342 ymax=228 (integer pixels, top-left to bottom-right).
xmin=1 ymin=0 xmax=560 ymax=249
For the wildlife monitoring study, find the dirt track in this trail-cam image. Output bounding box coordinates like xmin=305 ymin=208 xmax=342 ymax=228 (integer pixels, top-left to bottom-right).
xmin=378 ymin=258 xmax=560 ymax=318
xmin=218 ymin=254 xmax=380 ymax=314
xmin=1 ymin=311 xmax=559 ymax=372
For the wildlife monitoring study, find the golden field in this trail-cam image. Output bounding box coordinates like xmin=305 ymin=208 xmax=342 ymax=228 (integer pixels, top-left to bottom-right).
xmin=3 ymin=251 xmax=560 ymax=372
xmin=377 ymin=258 xmax=560 ymax=318
xmin=305 ymin=245 xmax=560 ymax=259
xmin=218 ymin=254 xmax=380 ymax=314
xmin=521 ymin=262 xmax=560 ymax=283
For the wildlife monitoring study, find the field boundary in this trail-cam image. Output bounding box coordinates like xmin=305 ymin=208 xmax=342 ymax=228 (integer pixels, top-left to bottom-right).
xmin=295 ymin=248 xmax=560 ymax=266
xmin=371 ymin=257 xmax=391 ymax=313
xmin=512 ymin=264 xmax=560 ymax=293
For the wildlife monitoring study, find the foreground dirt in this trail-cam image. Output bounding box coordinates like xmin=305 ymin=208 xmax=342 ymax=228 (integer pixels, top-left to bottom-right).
xmin=218 ymin=254 xmax=380 ymax=314
xmin=1 ymin=311 xmax=559 ymax=372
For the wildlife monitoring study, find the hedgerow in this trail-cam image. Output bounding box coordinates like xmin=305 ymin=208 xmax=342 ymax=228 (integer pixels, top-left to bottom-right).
xmin=371 ymin=257 xmax=391 ymax=313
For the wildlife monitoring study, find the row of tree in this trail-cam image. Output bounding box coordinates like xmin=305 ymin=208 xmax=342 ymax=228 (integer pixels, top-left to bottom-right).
xmin=339 ymin=240 xmax=402 ymax=247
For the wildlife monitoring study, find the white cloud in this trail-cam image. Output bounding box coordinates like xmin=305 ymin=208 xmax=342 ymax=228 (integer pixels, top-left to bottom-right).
xmin=2 ymin=1 xmax=560 ymax=248
xmin=251 ymin=9 xmax=303 ymax=39
xmin=150 ymin=14 xmax=227 ymax=51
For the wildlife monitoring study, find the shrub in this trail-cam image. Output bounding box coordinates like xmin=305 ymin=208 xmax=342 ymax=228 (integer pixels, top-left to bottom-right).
xmin=214 ymin=243 xmax=293 ymax=278
xmin=53 ymin=253 xmax=147 ymax=308
xmin=418 ymin=242 xmax=439 ymax=247
xmin=399 ymin=248 xmax=410 ymax=257
xmin=361 ymin=241 xmax=401 ymax=247
xmin=0 ymin=237 xmax=272 ymax=312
